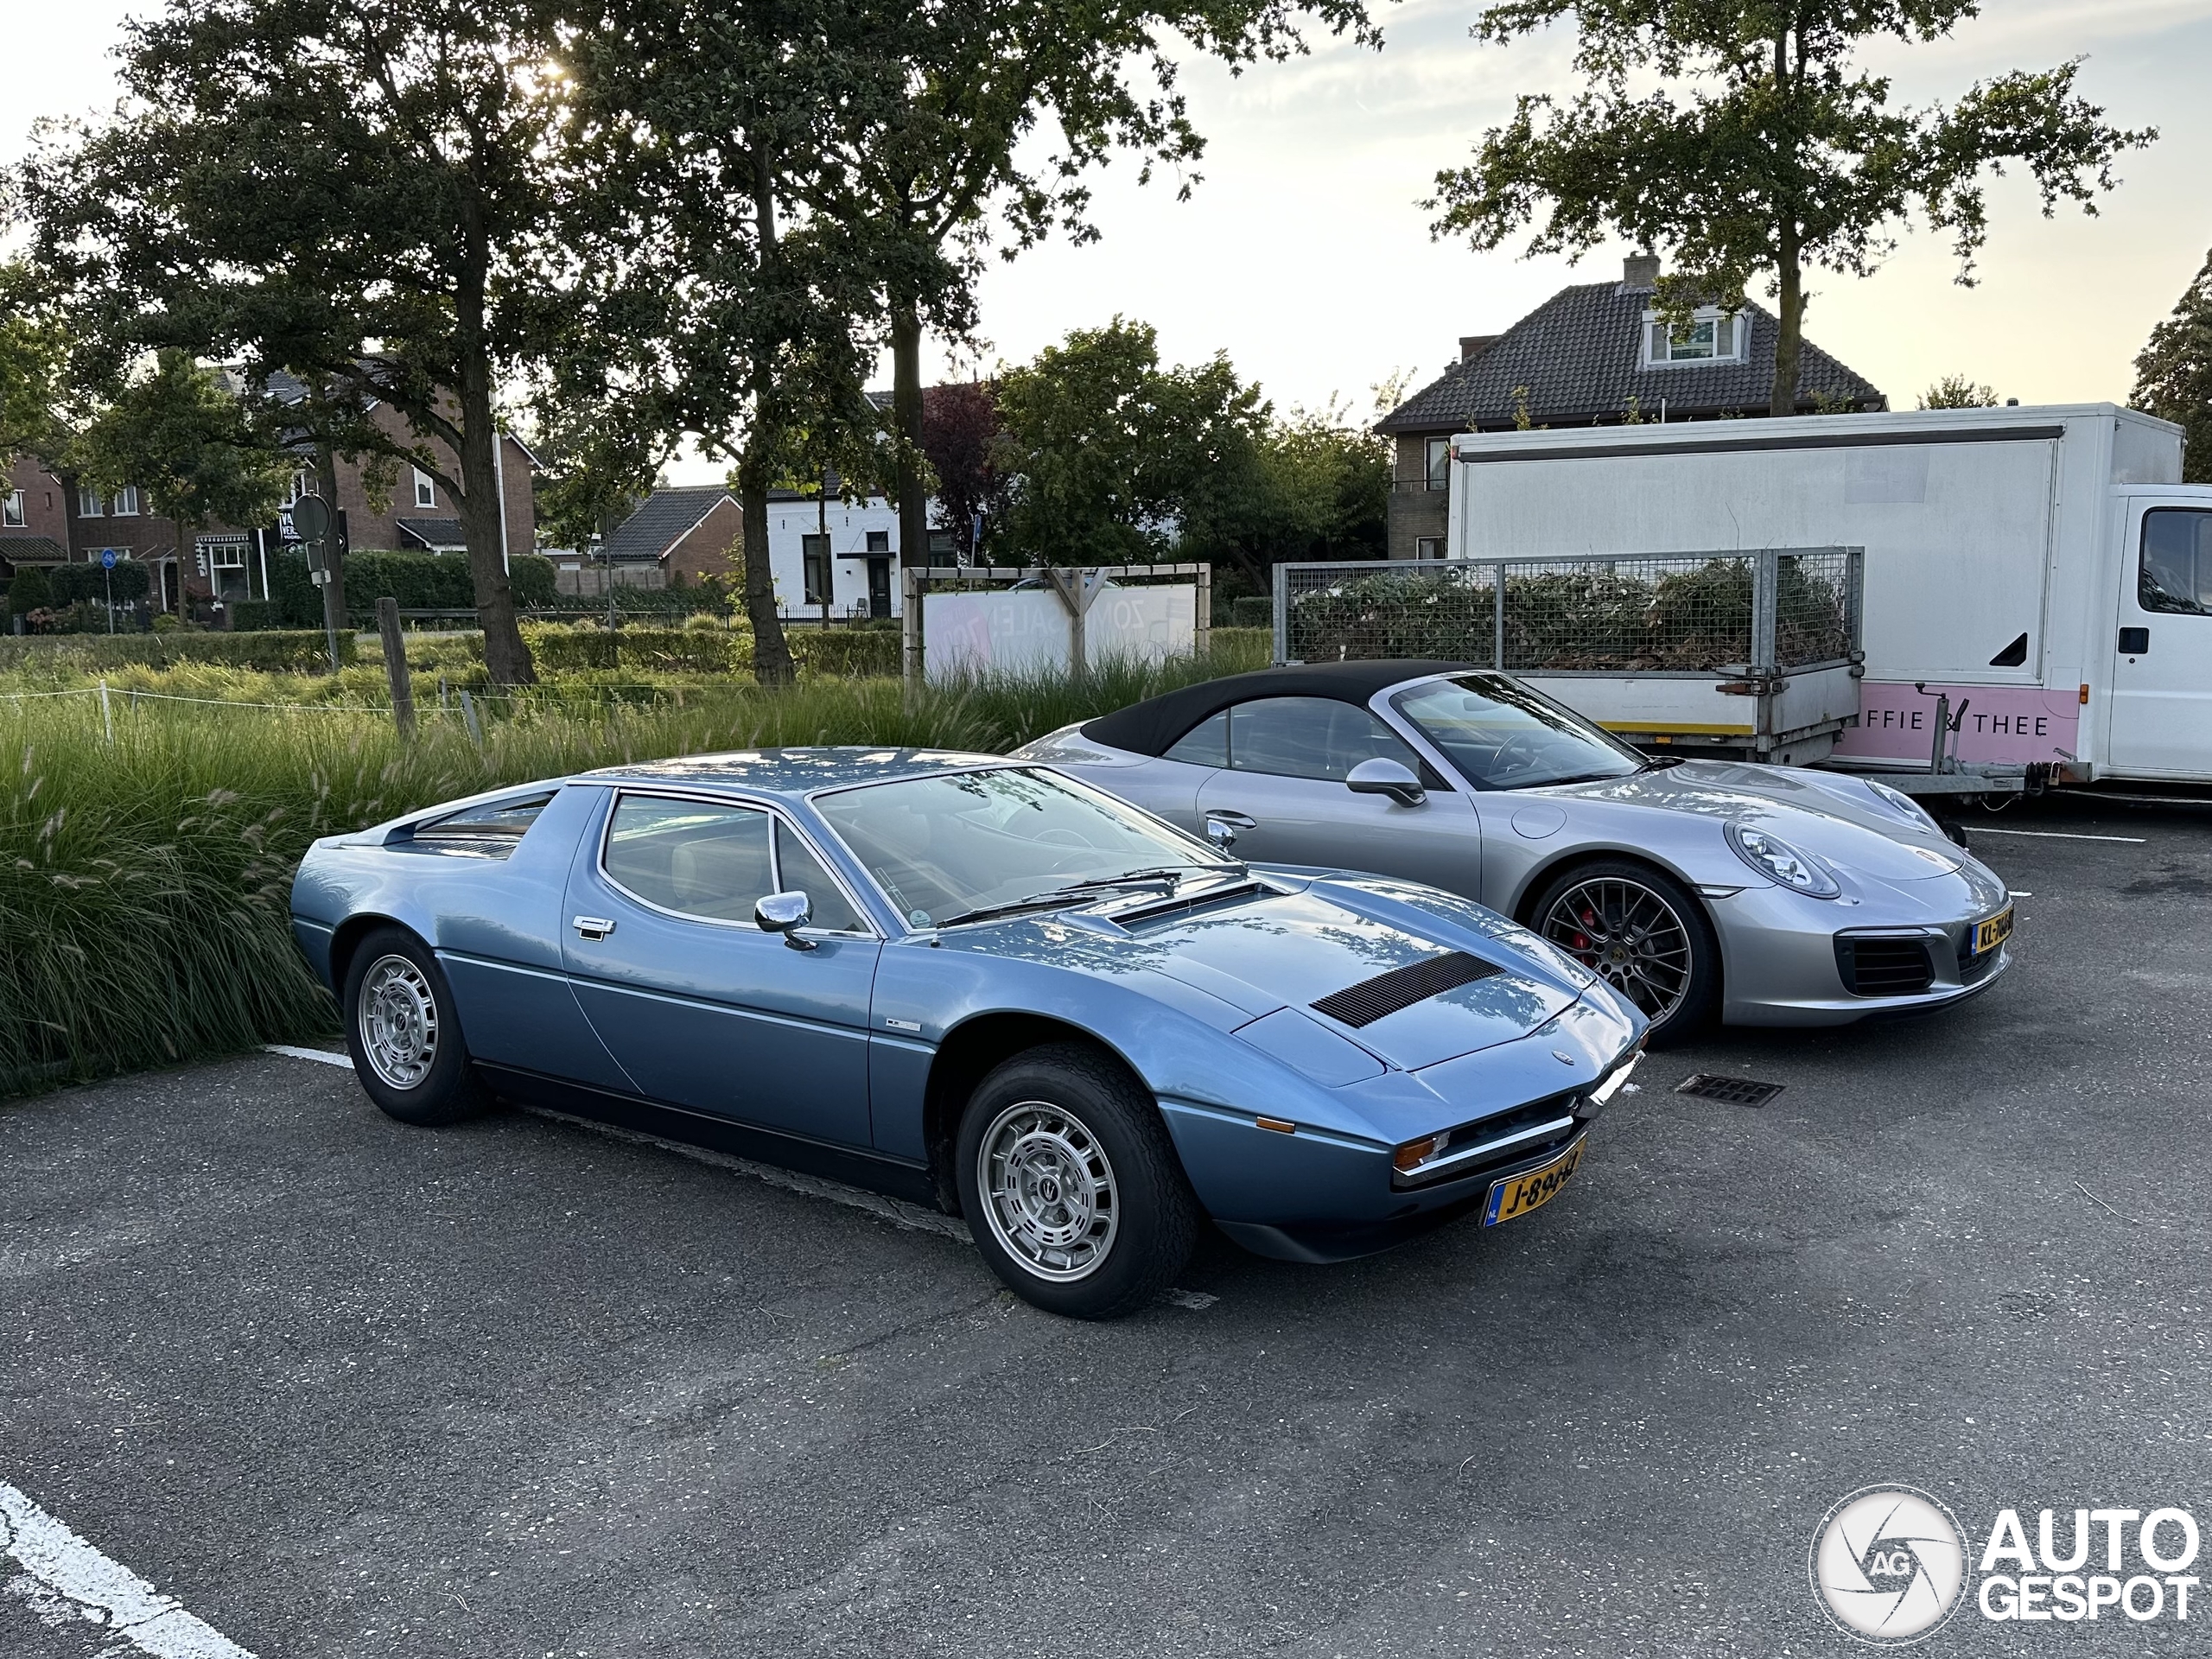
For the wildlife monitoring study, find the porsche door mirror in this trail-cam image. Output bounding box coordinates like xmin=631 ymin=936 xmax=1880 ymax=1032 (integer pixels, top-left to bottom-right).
xmin=1345 ymin=757 xmax=1426 ymax=808
xmin=754 ymin=889 xmax=818 ymax=950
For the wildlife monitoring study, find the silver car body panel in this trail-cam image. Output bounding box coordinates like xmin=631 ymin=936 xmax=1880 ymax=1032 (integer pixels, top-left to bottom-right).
xmin=1015 ymin=672 xmax=2014 ymax=1027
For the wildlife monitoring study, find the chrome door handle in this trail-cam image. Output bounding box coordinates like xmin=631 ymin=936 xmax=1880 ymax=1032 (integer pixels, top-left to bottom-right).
xmin=1208 ymin=811 xmax=1256 ymax=829
xmin=572 ymin=915 xmax=616 ymax=940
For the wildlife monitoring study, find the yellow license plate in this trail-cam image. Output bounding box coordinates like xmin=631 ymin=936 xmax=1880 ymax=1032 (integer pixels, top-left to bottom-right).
xmin=1483 ymin=1136 xmax=1588 ymax=1226
xmin=1974 ymin=906 xmax=2015 ymax=956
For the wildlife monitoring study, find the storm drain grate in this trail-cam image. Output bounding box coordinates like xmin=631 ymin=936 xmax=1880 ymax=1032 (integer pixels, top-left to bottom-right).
xmin=1311 ymin=951 xmax=1503 ymax=1028
xmin=1676 ymin=1073 xmax=1785 ymax=1109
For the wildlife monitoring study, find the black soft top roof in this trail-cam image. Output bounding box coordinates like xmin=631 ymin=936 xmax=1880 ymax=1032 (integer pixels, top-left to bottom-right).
xmin=1079 ymin=660 xmax=1475 ymax=757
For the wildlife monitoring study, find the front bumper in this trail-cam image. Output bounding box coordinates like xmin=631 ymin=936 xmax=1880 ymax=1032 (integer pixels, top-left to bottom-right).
xmin=1713 ymin=877 xmax=2015 ymax=1027
xmin=1212 ymin=1129 xmax=1592 ymax=1264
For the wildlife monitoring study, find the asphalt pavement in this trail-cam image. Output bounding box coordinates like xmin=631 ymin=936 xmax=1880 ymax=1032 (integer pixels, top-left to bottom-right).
xmin=3 ymin=791 xmax=2209 ymax=1657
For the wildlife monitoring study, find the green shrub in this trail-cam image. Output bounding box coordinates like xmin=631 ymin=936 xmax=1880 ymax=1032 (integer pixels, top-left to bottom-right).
xmin=268 ymin=547 xmax=562 ymax=626
xmin=1229 ymin=594 xmax=1273 ymax=629
xmin=0 ymin=630 xmax=353 ymax=673
xmin=7 ymin=564 xmax=53 ymax=613
xmin=522 ymin=626 xmax=747 ymax=674
xmin=793 ymin=628 xmax=901 ymax=678
xmin=51 ymin=561 xmax=152 ymax=604
xmin=229 ymin=600 xmax=283 ymax=632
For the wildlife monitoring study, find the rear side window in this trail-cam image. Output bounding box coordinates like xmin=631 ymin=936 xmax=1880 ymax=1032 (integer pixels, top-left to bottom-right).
xmin=1163 ymin=710 xmax=1228 ymax=766
xmin=411 ymin=790 xmax=556 ymax=853
xmin=2141 ymin=509 xmax=2212 ymax=614
xmin=1227 ymin=696 xmax=1421 ymax=783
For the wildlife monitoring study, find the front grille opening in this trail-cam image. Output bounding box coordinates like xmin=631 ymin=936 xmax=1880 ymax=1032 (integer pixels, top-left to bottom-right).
xmin=1957 ymin=937 xmax=2004 ymax=984
xmin=1312 ymin=951 xmax=1503 ymax=1028
xmin=1834 ymin=935 xmax=1935 ymax=996
xmin=1391 ymin=1088 xmax=1582 ymax=1189
xmin=1676 ymin=1073 xmax=1784 ymax=1108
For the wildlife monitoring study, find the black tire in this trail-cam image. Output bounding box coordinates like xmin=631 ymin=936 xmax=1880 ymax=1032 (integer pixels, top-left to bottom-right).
xmin=1529 ymin=858 xmax=1720 ymax=1046
xmin=955 ymin=1043 xmax=1198 ymax=1319
xmin=340 ymin=925 xmax=487 ymax=1126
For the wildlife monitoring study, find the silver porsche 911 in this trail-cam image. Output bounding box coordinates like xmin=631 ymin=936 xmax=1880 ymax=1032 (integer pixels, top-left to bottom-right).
xmin=1014 ymin=661 xmax=2015 ymax=1042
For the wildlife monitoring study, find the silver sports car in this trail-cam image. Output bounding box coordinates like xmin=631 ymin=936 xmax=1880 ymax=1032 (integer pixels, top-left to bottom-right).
xmin=1014 ymin=661 xmax=2015 ymax=1041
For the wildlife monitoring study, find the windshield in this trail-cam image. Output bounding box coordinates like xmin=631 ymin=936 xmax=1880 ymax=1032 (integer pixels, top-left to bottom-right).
xmin=816 ymin=766 xmax=1230 ymax=928
xmin=1394 ymin=674 xmax=1644 ymax=791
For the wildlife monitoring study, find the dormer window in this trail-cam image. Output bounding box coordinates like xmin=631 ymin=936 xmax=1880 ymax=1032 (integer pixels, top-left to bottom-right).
xmin=1643 ymin=309 xmax=1746 ymax=367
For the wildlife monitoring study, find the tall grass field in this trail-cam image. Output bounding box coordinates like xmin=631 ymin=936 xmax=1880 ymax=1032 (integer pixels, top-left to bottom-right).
xmin=0 ymin=642 xmax=1269 ymax=1095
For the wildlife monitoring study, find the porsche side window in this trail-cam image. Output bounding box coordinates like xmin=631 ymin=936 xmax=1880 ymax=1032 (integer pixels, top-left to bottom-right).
xmin=1226 ymin=696 xmax=1420 ymax=783
xmin=2140 ymin=509 xmax=2212 ymax=615
xmin=1163 ymin=710 xmax=1228 ymax=766
xmin=772 ymin=822 xmax=867 ymax=933
xmin=605 ymin=797 xmax=775 ymax=923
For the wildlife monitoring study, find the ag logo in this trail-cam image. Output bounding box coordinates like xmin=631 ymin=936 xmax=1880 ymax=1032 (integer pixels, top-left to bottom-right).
xmin=1810 ymin=1485 xmax=1970 ymax=1645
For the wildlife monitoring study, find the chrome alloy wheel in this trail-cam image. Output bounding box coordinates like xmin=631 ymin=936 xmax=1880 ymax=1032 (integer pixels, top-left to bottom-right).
xmin=976 ymin=1101 xmax=1120 ymax=1281
xmin=1541 ymin=877 xmax=1694 ymax=1023
xmin=358 ymin=953 xmax=440 ymax=1090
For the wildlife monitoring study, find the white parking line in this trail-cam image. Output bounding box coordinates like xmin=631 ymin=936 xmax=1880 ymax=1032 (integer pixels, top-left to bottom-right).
xmin=0 ymin=1481 xmax=257 ymax=1657
xmin=263 ymin=1044 xmax=351 ymax=1067
xmin=1971 ymin=828 xmax=2146 ymax=843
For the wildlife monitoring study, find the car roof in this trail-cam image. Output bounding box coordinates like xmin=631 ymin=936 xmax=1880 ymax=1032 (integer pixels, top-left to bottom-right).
xmin=580 ymin=747 xmax=1013 ymax=797
xmin=1078 ymin=660 xmax=1475 ymax=757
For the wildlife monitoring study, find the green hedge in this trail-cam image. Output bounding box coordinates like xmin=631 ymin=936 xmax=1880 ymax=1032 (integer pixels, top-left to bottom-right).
xmin=267 ymin=548 xmax=559 ymax=626
xmin=51 ymin=562 xmax=152 ymax=604
xmin=0 ymin=630 xmax=354 ymax=671
xmin=523 ymin=626 xmax=747 ymax=673
xmin=229 ymin=600 xmax=283 ymax=632
xmin=794 ymin=628 xmax=901 ymax=677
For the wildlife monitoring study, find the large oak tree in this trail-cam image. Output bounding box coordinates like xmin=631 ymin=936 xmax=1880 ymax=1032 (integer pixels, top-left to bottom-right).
xmin=23 ymin=0 xmax=591 ymax=683
xmin=1428 ymin=0 xmax=2154 ymax=416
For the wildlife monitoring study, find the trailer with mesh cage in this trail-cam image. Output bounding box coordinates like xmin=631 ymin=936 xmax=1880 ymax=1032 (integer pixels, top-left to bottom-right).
xmin=1274 ymin=546 xmax=1866 ymax=766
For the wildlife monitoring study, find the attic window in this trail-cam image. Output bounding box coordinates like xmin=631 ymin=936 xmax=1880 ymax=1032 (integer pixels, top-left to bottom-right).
xmin=1643 ymin=310 xmax=1745 ymax=367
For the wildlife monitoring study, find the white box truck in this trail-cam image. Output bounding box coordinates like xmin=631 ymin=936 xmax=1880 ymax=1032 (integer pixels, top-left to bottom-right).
xmin=1444 ymin=404 xmax=2212 ymax=789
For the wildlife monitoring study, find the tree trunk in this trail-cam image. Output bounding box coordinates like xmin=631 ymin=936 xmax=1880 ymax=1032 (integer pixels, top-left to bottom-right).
xmin=1767 ymin=28 xmax=1804 ymax=420
xmin=738 ymin=454 xmax=793 ymax=684
xmin=315 ymin=446 xmax=346 ymax=653
xmin=455 ymin=200 xmax=536 ymax=686
xmin=746 ymin=137 xmax=796 ymax=686
xmin=1770 ymin=231 xmax=1804 ymax=418
xmin=891 ymin=289 xmax=930 ymax=569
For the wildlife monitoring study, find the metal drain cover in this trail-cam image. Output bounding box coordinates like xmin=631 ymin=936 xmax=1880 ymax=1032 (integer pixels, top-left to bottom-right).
xmin=1676 ymin=1073 xmax=1784 ymax=1108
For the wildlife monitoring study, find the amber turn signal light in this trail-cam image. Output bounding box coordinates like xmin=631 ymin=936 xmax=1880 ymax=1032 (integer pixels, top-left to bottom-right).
xmin=1255 ymin=1116 xmax=1296 ymax=1135
xmin=1393 ymin=1135 xmax=1441 ymax=1173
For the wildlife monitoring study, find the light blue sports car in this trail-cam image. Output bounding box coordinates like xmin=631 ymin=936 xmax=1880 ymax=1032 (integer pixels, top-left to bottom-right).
xmin=290 ymin=750 xmax=1645 ymax=1318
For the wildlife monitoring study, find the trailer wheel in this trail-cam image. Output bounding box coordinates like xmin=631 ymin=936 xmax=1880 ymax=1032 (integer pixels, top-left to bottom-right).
xmin=1531 ymin=861 xmax=1719 ymax=1046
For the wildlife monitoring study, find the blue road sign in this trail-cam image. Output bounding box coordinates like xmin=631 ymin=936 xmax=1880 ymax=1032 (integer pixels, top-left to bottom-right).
xmin=100 ymin=550 xmax=118 ymax=569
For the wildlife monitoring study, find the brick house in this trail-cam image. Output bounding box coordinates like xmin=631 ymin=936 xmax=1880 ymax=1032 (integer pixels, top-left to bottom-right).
xmin=1376 ymin=255 xmax=1887 ymax=561
xmin=8 ymin=381 xmax=541 ymax=617
xmin=558 ymin=485 xmax=743 ymax=594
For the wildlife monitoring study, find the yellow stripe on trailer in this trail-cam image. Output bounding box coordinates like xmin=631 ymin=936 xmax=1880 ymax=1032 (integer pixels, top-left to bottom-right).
xmin=1599 ymin=721 xmax=1757 ymax=737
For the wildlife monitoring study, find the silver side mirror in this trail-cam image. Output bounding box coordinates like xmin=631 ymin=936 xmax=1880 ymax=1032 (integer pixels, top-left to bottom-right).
xmin=754 ymin=890 xmax=817 ymax=950
xmin=1204 ymin=815 xmax=1239 ymax=852
xmin=1346 ymin=757 xmax=1426 ymax=808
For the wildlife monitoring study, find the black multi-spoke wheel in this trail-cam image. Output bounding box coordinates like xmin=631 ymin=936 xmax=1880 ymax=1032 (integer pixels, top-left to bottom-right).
xmin=1531 ymin=861 xmax=1719 ymax=1043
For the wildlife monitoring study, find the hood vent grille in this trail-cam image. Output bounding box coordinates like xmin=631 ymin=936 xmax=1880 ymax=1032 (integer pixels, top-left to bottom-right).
xmin=1311 ymin=951 xmax=1503 ymax=1028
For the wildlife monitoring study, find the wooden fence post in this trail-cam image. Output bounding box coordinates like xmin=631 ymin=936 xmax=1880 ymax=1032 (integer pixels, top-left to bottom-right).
xmin=376 ymin=597 xmax=415 ymax=739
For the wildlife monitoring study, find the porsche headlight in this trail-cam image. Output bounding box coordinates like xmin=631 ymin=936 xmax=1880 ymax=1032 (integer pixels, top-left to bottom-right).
xmin=1865 ymin=778 xmax=1942 ymax=835
xmin=1725 ymin=822 xmax=1840 ymax=899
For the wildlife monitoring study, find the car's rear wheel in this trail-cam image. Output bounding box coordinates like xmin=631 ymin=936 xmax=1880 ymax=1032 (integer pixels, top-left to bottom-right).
xmin=1531 ymin=860 xmax=1719 ymax=1044
xmin=341 ymin=925 xmax=487 ymax=1126
xmin=955 ymin=1044 xmax=1197 ymax=1319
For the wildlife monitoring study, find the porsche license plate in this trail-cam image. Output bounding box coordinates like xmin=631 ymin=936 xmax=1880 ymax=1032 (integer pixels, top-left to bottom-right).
xmin=1483 ymin=1137 xmax=1587 ymax=1227
xmin=1974 ymin=906 xmax=2015 ymax=956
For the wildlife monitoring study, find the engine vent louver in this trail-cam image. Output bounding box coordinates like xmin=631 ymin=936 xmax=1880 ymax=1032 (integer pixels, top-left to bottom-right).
xmin=1310 ymin=951 xmax=1503 ymax=1029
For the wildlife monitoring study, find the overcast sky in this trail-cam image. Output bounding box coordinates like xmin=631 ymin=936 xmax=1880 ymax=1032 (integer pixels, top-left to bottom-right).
xmin=13 ymin=0 xmax=2211 ymax=486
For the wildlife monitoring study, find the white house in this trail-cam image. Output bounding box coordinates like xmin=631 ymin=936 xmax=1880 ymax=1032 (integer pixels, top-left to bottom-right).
xmin=766 ymin=487 xmax=961 ymax=621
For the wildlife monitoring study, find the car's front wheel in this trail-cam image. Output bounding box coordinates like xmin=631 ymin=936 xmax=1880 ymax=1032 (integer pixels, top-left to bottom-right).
xmin=955 ymin=1044 xmax=1198 ymax=1319
xmin=1531 ymin=860 xmax=1719 ymax=1044
xmin=341 ymin=925 xmax=487 ymax=1126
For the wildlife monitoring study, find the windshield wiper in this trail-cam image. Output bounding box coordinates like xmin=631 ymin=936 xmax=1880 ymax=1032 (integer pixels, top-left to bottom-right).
xmin=932 ymin=864 xmax=1245 ymax=929
xmin=1640 ymin=753 xmax=1688 ymax=771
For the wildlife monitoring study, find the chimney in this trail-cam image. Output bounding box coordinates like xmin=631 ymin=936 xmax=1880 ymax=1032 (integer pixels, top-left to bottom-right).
xmin=1622 ymin=253 xmax=1660 ymax=291
xmin=1459 ymin=334 xmax=1500 ymax=364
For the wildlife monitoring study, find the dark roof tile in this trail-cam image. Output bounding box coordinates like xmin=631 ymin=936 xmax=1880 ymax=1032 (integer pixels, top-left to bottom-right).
xmin=603 ymin=486 xmax=735 ymax=563
xmin=1379 ymin=280 xmax=1885 ymax=434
